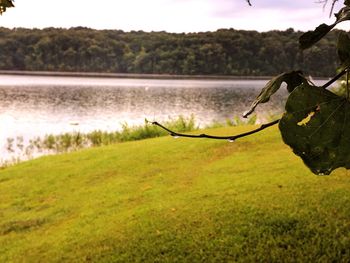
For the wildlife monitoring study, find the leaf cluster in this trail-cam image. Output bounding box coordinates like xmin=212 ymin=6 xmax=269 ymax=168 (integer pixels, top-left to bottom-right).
xmin=247 ymin=1 xmax=350 ymax=175
xmin=299 ymin=4 xmax=350 ymax=49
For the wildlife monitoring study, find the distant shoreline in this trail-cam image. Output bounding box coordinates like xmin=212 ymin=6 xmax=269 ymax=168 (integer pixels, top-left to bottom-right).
xmin=0 ymin=70 xmax=331 ymax=81
xmin=0 ymin=70 xmax=272 ymax=80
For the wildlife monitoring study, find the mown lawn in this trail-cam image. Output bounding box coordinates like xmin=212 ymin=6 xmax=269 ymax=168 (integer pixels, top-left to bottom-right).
xmin=0 ymin=125 xmax=350 ymax=262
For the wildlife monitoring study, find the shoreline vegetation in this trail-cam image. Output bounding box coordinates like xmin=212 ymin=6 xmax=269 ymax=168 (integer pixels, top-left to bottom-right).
xmin=0 ymin=70 xmax=331 ymax=80
xmin=0 ymin=70 xmax=275 ymax=80
xmin=0 ymin=27 xmax=339 ymax=77
xmin=1 ymin=115 xmax=258 ymax=168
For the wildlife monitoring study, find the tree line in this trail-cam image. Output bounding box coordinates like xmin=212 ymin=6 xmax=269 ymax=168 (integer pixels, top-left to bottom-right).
xmin=0 ymin=27 xmax=341 ymax=77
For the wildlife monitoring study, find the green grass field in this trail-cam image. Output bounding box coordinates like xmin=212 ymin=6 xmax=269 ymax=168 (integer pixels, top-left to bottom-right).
xmin=1 ymin=125 xmax=350 ymax=262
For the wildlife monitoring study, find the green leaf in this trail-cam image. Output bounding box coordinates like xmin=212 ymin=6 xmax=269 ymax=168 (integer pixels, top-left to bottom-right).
xmin=299 ymin=24 xmax=334 ymax=50
xmin=283 ymin=70 xmax=305 ymax=92
xmin=299 ymin=6 xmax=350 ymax=50
xmin=243 ymin=71 xmax=305 ymax=118
xmin=337 ymin=32 xmax=350 ymax=68
xmin=279 ymin=83 xmax=350 ymax=175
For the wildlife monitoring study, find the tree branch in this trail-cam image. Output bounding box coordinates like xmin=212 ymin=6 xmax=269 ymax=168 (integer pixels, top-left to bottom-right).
xmin=316 ymin=0 xmax=340 ymax=16
xmin=147 ymin=119 xmax=279 ymax=141
xmin=246 ymin=0 xmax=252 ymax=6
xmin=329 ymin=0 xmax=339 ymax=16
xmin=321 ymin=67 xmax=348 ymax=89
xmin=147 ymin=68 xmax=347 ymax=142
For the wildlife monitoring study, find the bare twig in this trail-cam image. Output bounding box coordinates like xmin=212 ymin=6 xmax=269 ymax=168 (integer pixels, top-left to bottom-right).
xmin=316 ymin=0 xmax=340 ymax=17
xmin=147 ymin=119 xmax=279 ymax=141
xmin=346 ymin=69 xmax=349 ymax=100
xmin=321 ymin=67 xmax=348 ymax=89
xmin=329 ymin=0 xmax=339 ymax=17
xmin=316 ymin=0 xmax=328 ymax=9
xmin=147 ymin=67 xmax=348 ymax=141
xmin=246 ymin=0 xmax=252 ymax=6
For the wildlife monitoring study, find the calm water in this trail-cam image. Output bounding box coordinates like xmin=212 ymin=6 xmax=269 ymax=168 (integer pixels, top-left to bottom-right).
xmin=0 ymin=74 xmax=328 ymax=162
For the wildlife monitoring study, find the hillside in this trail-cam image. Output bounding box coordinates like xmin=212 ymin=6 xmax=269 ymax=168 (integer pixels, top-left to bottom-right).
xmin=0 ymin=27 xmax=339 ymax=77
xmin=0 ymin=126 xmax=350 ymax=262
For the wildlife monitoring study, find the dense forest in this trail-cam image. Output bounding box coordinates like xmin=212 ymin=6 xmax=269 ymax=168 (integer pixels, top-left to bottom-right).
xmin=0 ymin=27 xmax=341 ymax=77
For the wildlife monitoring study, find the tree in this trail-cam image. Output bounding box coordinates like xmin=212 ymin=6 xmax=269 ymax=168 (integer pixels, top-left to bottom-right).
xmin=152 ymin=0 xmax=350 ymax=176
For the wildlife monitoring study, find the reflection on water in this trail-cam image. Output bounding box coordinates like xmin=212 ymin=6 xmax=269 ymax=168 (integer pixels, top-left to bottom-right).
xmin=0 ymin=75 xmax=295 ymax=162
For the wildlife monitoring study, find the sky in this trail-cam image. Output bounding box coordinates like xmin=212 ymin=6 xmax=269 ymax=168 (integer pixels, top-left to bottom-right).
xmin=0 ymin=0 xmax=347 ymax=33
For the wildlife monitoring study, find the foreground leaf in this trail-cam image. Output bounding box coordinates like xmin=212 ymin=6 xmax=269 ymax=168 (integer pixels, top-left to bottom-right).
xmin=337 ymin=32 xmax=350 ymax=68
xmin=279 ymin=83 xmax=350 ymax=175
xmin=0 ymin=0 xmax=14 ymax=14
xmin=299 ymin=6 xmax=350 ymax=49
xmin=299 ymin=24 xmax=334 ymax=50
xmin=0 ymin=0 xmax=14 ymax=7
xmin=243 ymin=71 xmax=305 ymax=118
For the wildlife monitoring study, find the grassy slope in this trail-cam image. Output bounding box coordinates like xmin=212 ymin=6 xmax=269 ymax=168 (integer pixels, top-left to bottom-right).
xmin=0 ymin=126 xmax=350 ymax=262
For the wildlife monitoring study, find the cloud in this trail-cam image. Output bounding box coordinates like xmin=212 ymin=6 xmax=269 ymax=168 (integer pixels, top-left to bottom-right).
xmin=254 ymin=0 xmax=318 ymax=9
xmin=204 ymin=0 xmax=343 ymax=32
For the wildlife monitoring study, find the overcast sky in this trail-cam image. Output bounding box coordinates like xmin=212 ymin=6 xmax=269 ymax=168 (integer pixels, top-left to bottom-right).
xmin=0 ymin=0 xmax=347 ymax=32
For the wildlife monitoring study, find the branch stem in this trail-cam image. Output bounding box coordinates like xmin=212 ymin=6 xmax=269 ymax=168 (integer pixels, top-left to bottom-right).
xmin=346 ymin=69 xmax=349 ymax=100
xmin=148 ymin=69 xmax=346 ymax=142
xmin=148 ymin=119 xmax=279 ymax=141
xmin=321 ymin=67 xmax=349 ymax=89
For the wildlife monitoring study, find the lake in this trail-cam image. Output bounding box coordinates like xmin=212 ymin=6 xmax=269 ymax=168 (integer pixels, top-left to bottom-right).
xmin=0 ymin=74 xmax=328 ymax=163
